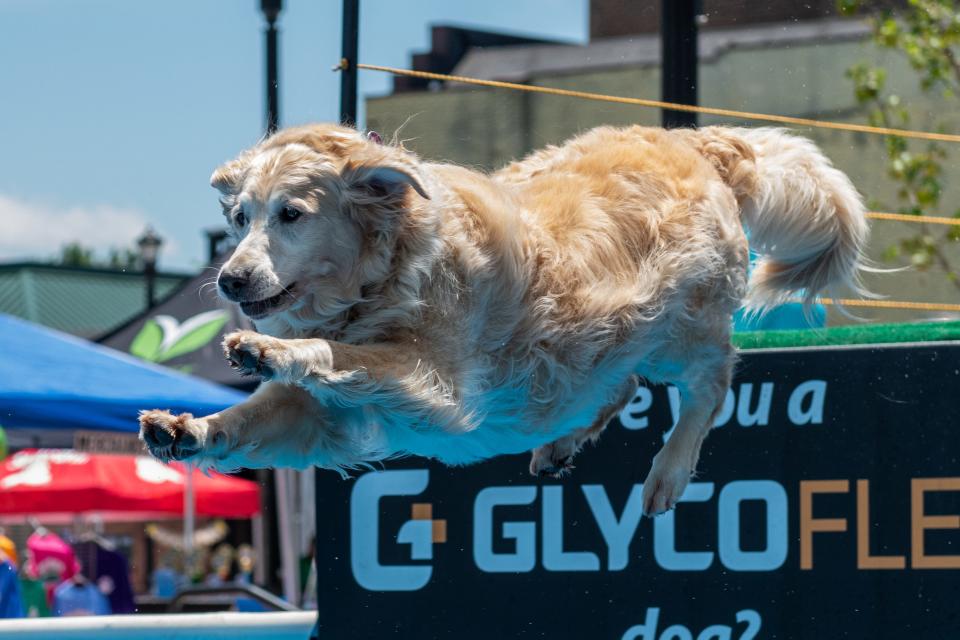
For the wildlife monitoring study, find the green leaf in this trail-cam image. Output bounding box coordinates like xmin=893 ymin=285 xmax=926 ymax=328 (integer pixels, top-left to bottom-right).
xmin=156 ymin=314 xmax=229 ymax=362
xmin=130 ymin=320 xmax=163 ymax=362
xmin=878 ymin=18 xmax=900 ymax=46
xmin=837 ymin=0 xmax=862 ymax=17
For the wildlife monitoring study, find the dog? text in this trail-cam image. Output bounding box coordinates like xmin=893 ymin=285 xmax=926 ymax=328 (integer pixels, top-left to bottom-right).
xmin=621 ymin=607 xmax=761 ymax=640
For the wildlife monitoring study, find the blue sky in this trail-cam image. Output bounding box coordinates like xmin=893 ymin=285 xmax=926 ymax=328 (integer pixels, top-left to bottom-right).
xmin=0 ymin=0 xmax=587 ymax=271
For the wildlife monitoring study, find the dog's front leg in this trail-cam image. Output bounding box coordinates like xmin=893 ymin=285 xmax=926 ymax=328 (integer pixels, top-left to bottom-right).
xmin=223 ymin=331 xmax=469 ymax=432
xmin=139 ymin=382 xmax=345 ymax=471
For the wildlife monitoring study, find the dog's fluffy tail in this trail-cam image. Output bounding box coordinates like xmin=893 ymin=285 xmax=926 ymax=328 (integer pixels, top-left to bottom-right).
xmin=684 ymin=126 xmax=869 ymax=312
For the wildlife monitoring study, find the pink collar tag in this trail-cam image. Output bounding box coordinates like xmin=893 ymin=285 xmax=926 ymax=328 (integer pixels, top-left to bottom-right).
xmin=367 ymin=131 xmax=383 ymax=144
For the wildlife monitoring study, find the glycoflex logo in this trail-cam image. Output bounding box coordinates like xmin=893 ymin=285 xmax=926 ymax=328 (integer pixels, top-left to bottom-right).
xmin=349 ymin=468 xmax=960 ymax=593
xmin=350 ymin=469 xmax=447 ymax=591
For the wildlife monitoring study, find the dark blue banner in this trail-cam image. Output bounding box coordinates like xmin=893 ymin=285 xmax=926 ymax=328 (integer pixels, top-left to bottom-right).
xmin=315 ymin=343 xmax=960 ymax=639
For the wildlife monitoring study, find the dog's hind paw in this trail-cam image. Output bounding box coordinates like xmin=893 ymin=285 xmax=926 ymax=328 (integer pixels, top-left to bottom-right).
xmin=641 ymin=452 xmax=692 ymax=516
xmin=139 ymin=410 xmax=204 ymax=462
xmin=529 ymin=444 xmax=576 ymax=479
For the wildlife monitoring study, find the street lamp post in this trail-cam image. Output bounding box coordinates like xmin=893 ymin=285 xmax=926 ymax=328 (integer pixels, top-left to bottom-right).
xmin=137 ymin=227 xmax=163 ymax=308
xmin=254 ymin=0 xmax=288 ymax=601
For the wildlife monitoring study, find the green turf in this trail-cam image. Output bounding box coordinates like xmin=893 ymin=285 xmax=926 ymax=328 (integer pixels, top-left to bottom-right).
xmin=732 ymin=321 xmax=960 ymax=350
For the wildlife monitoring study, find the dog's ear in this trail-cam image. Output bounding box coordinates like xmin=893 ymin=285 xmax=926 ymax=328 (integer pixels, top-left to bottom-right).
xmin=343 ymin=164 xmax=430 ymax=202
xmin=210 ymin=152 xmax=253 ymax=195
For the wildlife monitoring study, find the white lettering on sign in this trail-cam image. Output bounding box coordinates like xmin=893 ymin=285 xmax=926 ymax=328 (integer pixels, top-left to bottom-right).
xmin=736 ymin=383 xmax=774 ymax=427
xmin=654 ymin=483 xmax=715 ymax=571
xmin=542 ymin=486 xmax=600 ymax=571
xmin=787 ymin=380 xmax=827 ymax=425
xmin=350 ymin=470 xmax=433 ymax=591
xmin=0 ymin=450 xmax=88 ymax=488
xmin=473 ymin=486 xmax=537 ymax=573
xmin=348 ymin=470 xmax=956 ymax=594
xmin=617 ymin=380 xmax=828 ymax=431
xmin=582 ymin=484 xmax=645 ymax=571
xmin=471 ymin=482 xmax=794 ymax=574
xmin=718 ymin=481 xmax=788 ymax=571
xmin=135 ymin=457 xmax=185 ymax=484
xmin=620 ymin=386 xmax=654 ymax=430
xmin=622 ymin=607 xmax=762 ymax=640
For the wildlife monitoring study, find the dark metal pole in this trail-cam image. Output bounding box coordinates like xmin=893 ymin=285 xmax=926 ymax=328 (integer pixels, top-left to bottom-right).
xmin=145 ymin=263 xmax=156 ymax=308
xmin=312 ymin=3 xmax=358 ymax=636
xmin=259 ymin=0 xmax=284 ymax=598
xmin=263 ymin=0 xmax=281 ymax=134
xmin=661 ymin=0 xmax=699 ymax=128
xmin=339 ymin=0 xmax=359 ymax=126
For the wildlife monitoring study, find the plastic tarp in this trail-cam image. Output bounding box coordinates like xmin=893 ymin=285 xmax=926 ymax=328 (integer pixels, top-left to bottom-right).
xmin=0 ymin=449 xmax=260 ymax=518
xmin=0 ymin=449 xmax=259 ymax=517
xmin=0 ymin=314 xmax=246 ymax=433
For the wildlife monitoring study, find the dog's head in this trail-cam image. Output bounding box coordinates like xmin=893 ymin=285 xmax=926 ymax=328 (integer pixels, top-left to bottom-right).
xmin=210 ymin=124 xmax=429 ymax=324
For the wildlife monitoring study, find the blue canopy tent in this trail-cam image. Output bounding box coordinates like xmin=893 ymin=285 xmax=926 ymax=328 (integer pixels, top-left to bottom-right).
xmin=0 ymin=314 xmax=246 ymax=447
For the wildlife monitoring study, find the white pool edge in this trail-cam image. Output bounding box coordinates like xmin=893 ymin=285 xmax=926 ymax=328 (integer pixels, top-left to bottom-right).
xmin=0 ymin=611 xmax=316 ymax=639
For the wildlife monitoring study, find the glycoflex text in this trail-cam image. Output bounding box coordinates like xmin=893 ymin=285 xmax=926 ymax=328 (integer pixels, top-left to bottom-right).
xmin=351 ymin=472 xmax=959 ymax=591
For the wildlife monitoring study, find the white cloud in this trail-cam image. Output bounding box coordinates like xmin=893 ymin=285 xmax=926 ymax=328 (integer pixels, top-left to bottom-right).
xmin=0 ymin=193 xmax=173 ymax=262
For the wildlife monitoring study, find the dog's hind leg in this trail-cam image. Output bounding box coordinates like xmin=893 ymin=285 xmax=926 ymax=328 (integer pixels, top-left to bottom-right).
xmin=641 ymin=340 xmax=735 ymax=516
xmin=529 ymin=375 xmax=639 ymax=478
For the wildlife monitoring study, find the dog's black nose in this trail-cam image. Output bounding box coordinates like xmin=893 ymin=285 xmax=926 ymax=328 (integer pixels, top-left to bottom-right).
xmin=218 ymin=271 xmax=251 ymax=299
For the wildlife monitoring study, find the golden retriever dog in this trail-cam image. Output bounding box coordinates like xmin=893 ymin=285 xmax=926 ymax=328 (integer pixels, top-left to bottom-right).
xmin=140 ymin=123 xmax=867 ymax=515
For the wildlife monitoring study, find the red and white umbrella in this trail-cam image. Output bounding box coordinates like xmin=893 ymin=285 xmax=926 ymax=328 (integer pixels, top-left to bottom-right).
xmin=0 ymin=449 xmax=259 ymax=519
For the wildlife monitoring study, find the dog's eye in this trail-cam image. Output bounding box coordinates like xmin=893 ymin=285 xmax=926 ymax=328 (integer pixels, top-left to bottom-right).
xmin=234 ymin=210 xmax=246 ymax=227
xmin=280 ymin=206 xmax=302 ymax=223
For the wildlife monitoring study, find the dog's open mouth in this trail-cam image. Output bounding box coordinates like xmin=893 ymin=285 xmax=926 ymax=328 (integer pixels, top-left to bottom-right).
xmin=239 ymin=283 xmax=297 ymax=319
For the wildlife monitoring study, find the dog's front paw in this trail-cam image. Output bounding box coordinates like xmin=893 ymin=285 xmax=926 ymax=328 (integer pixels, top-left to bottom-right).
xmin=223 ymin=331 xmax=291 ymax=381
xmin=139 ymin=410 xmax=205 ymax=462
xmin=641 ymin=451 xmax=693 ymax=516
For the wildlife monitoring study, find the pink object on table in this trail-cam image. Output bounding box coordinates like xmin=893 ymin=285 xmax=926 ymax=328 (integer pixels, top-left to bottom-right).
xmin=25 ymin=532 xmax=79 ymax=581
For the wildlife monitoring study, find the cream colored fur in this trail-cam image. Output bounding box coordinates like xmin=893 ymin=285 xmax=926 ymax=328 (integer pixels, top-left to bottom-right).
xmin=140 ymin=124 xmax=867 ymax=515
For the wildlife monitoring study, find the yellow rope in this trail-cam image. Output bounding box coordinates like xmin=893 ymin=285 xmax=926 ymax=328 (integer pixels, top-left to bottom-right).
xmin=866 ymin=211 xmax=960 ymax=226
xmin=355 ymin=64 xmax=960 ymax=314
xmin=817 ymin=298 xmax=960 ymax=312
xmin=356 ymin=63 xmax=960 ymax=144
xmin=359 ymin=65 xmax=960 ymax=225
